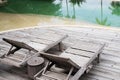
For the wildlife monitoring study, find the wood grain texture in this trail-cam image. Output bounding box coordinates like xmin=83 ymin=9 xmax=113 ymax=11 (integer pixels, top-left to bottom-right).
xmin=0 ymin=27 xmax=120 ymax=80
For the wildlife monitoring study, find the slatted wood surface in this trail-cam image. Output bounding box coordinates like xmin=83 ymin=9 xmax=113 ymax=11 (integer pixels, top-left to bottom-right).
xmin=65 ymin=48 xmax=95 ymax=58
xmin=0 ymin=27 xmax=120 ymax=80
xmin=60 ymin=41 xmax=104 ymax=69
xmin=71 ymin=41 xmax=103 ymax=53
xmin=0 ymin=29 xmax=67 ymax=67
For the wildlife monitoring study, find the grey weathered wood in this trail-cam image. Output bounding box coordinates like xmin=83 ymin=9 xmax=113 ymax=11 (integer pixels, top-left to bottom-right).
xmin=35 ymin=41 xmax=105 ymax=80
xmin=40 ymin=52 xmax=80 ymax=69
xmin=65 ymin=48 xmax=95 ymax=58
xmin=60 ymin=52 xmax=90 ymax=67
xmin=0 ymin=77 xmax=8 ymax=80
xmin=0 ymin=27 xmax=120 ymax=80
xmin=3 ymin=38 xmax=38 ymax=52
xmin=0 ymin=31 xmax=67 ymax=67
xmin=60 ymin=41 xmax=105 ymax=80
xmin=71 ymin=41 xmax=103 ymax=53
xmin=70 ymin=67 xmax=86 ymax=80
xmin=35 ymin=53 xmax=76 ymax=80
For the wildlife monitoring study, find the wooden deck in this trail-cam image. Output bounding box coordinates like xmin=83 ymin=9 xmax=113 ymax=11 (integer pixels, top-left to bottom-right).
xmin=0 ymin=26 xmax=120 ymax=80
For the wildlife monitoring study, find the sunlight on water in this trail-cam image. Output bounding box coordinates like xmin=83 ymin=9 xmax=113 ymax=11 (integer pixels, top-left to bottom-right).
xmin=0 ymin=12 xmax=92 ymax=31
xmin=0 ymin=0 xmax=120 ymax=31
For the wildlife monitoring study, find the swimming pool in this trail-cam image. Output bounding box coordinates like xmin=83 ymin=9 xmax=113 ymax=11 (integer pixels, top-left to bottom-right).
xmin=0 ymin=0 xmax=120 ymax=27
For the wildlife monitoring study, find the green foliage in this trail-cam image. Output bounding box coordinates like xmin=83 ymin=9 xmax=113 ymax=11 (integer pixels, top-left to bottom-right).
xmin=0 ymin=0 xmax=61 ymax=16
xmin=109 ymin=1 xmax=120 ymax=16
xmin=96 ymin=17 xmax=111 ymax=26
xmin=69 ymin=0 xmax=86 ymax=6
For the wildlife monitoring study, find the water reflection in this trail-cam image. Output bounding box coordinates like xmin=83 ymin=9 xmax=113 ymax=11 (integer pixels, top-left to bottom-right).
xmin=70 ymin=0 xmax=86 ymax=6
xmin=96 ymin=0 xmax=111 ymax=26
xmin=65 ymin=0 xmax=70 ymax=18
xmin=109 ymin=1 xmax=120 ymax=16
xmin=0 ymin=0 xmax=119 ymax=27
xmin=0 ymin=0 xmax=61 ymax=16
xmin=65 ymin=0 xmax=86 ymax=19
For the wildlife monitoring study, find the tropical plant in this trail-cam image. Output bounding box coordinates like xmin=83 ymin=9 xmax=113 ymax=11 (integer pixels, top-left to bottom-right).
xmin=69 ymin=0 xmax=86 ymax=6
xmin=96 ymin=17 xmax=111 ymax=26
xmin=109 ymin=1 xmax=120 ymax=16
xmin=96 ymin=0 xmax=111 ymax=26
xmin=0 ymin=0 xmax=61 ymax=16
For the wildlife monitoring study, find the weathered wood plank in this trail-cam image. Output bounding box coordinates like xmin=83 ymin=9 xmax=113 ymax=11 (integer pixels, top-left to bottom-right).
xmin=0 ymin=76 xmax=8 ymax=80
xmin=71 ymin=41 xmax=103 ymax=53
xmin=65 ymin=48 xmax=95 ymax=58
xmin=0 ymin=27 xmax=120 ymax=80
xmin=60 ymin=52 xmax=90 ymax=67
xmin=89 ymin=67 xmax=120 ymax=80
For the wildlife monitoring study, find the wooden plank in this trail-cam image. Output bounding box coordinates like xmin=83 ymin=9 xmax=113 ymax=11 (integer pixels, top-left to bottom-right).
xmin=26 ymin=42 xmax=47 ymax=51
xmin=50 ymin=28 xmax=118 ymax=42
xmin=30 ymin=38 xmax=54 ymax=45
xmin=7 ymin=53 xmax=25 ymax=62
xmin=89 ymin=67 xmax=120 ymax=80
xmin=20 ymin=29 xmax=66 ymax=42
xmin=0 ymin=27 xmax=120 ymax=80
xmin=95 ymin=65 xmax=120 ymax=75
xmin=40 ymin=52 xmax=80 ymax=69
xmin=38 ymin=71 xmax=70 ymax=80
xmin=7 ymin=56 xmax=23 ymax=62
xmin=20 ymin=28 xmax=55 ymax=35
xmin=101 ymin=53 xmax=120 ymax=63
xmin=37 ymin=33 xmax=66 ymax=42
xmin=103 ymin=49 xmax=120 ymax=58
xmin=0 ymin=49 xmax=7 ymax=57
xmin=0 ymin=77 xmax=8 ymax=80
xmin=65 ymin=48 xmax=95 ymax=58
xmin=60 ymin=52 xmax=90 ymax=67
xmin=0 ymin=58 xmax=21 ymax=67
xmin=86 ymin=73 xmax=113 ymax=80
xmin=71 ymin=41 xmax=103 ymax=53
xmin=0 ymin=29 xmax=67 ymax=68
xmin=66 ymin=41 xmax=105 ymax=80
xmin=2 ymin=36 xmax=30 ymax=44
xmin=0 ymin=69 xmax=29 ymax=80
xmin=3 ymin=38 xmax=38 ymax=52
xmin=70 ymin=67 xmax=86 ymax=80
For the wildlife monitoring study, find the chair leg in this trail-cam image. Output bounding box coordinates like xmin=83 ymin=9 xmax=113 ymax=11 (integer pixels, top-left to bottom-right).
xmin=97 ymin=54 xmax=100 ymax=63
xmin=6 ymin=46 xmax=21 ymax=56
xmin=58 ymin=42 xmax=63 ymax=51
xmin=42 ymin=62 xmax=50 ymax=74
xmin=66 ymin=67 xmax=74 ymax=80
xmin=85 ymin=64 xmax=93 ymax=73
xmin=70 ymin=67 xmax=86 ymax=80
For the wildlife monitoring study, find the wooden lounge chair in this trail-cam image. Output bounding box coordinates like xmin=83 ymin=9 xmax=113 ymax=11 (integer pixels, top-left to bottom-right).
xmin=34 ymin=41 xmax=105 ymax=80
xmin=0 ymin=38 xmax=39 ymax=67
xmin=34 ymin=52 xmax=79 ymax=80
xmin=0 ymin=33 xmax=67 ymax=67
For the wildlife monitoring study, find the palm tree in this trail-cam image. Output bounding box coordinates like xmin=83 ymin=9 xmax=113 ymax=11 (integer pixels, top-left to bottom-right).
xmin=96 ymin=0 xmax=111 ymax=26
xmin=66 ymin=0 xmax=70 ymax=18
xmin=69 ymin=0 xmax=86 ymax=6
xmin=69 ymin=0 xmax=86 ymax=19
xmin=72 ymin=3 xmax=76 ymax=19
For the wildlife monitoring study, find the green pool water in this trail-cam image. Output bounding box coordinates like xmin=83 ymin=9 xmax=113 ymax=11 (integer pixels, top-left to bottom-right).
xmin=0 ymin=0 xmax=120 ymax=27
